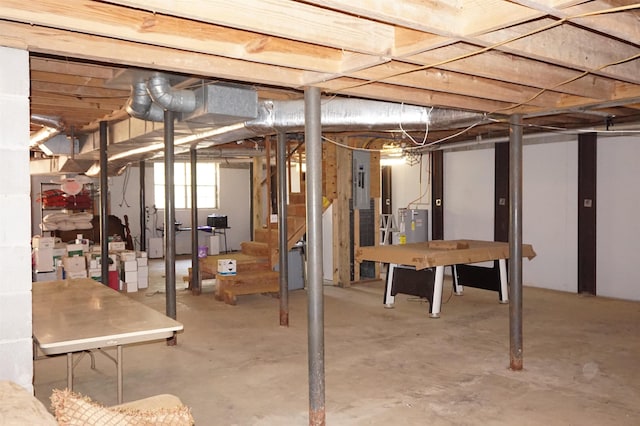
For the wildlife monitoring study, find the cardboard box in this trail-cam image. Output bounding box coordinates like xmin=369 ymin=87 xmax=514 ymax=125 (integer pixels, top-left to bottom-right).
xmin=217 ymin=259 xmax=237 ymax=276
xmin=136 ymin=257 xmax=148 ymax=267
xmin=148 ymin=238 xmax=163 ymax=259
xmin=121 ymin=260 xmax=137 ymax=272
xmin=66 ymin=243 xmax=84 ymax=257
xmin=88 ymin=268 xmax=102 ymax=281
xmin=126 ymin=281 xmax=138 ymax=293
xmin=137 ymin=251 xmax=147 ymax=258
xmin=137 ymin=266 xmax=149 ymax=289
xmin=119 ymin=250 xmax=136 ymax=262
xmin=33 ymin=248 xmax=54 ymax=273
xmin=66 ymin=270 xmax=88 ymax=279
xmin=32 ymin=236 xmax=55 ymax=249
xmin=122 ymin=269 xmax=138 ymax=283
xmin=62 ymin=255 xmax=86 ymax=273
xmin=33 ymin=271 xmax=57 ymax=282
xmin=108 ymin=241 xmax=126 ymax=251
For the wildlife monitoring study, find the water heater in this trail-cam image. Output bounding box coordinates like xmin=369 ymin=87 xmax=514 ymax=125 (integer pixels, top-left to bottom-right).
xmin=398 ymin=208 xmax=429 ymax=243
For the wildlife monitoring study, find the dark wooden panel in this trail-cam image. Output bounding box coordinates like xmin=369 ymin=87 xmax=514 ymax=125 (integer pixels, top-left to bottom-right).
xmin=578 ymin=133 xmax=597 ymax=295
xmin=494 ymin=142 xmax=509 ymax=242
xmin=431 ymin=151 xmax=444 ymax=240
xmin=381 ymin=165 xmax=392 ymax=215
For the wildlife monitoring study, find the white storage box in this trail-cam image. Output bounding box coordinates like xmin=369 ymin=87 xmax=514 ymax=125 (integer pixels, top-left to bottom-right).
xmin=121 ymin=260 xmax=137 ymax=272
xmin=122 ymin=269 xmax=138 ymax=283
xmin=32 ymin=236 xmax=55 ymax=249
xmin=217 ymin=259 xmax=236 ymax=276
xmin=208 ymin=235 xmax=220 ymax=255
xmin=33 ymin=248 xmax=54 ymax=273
xmin=137 ymin=265 xmax=149 ymax=289
xmin=148 ymin=238 xmax=163 ymax=259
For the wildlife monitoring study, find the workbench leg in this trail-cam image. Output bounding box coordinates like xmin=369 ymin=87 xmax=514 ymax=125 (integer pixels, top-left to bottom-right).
xmin=498 ymin=259 xmax=509 ymax=303
xmin=67 ymin=353 xmax=73 ymax=391
xmin=117 ymin=346 xmax=123 ymax=404
xmin=430 ymin=266 xmax=445 ymax=318
xmin=383 ymin=263 xmax=396 ymax=308
xmin=452 ymin=265 xmax=464 ymax=295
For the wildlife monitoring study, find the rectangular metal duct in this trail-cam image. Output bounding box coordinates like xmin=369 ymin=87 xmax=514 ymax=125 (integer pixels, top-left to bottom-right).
xmin=182 ymin=83 xmax=258 ymax=126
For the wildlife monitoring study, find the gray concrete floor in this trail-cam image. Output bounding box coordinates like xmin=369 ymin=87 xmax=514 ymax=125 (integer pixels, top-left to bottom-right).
xmin=34 ymin=256 xmax=640 ymax=425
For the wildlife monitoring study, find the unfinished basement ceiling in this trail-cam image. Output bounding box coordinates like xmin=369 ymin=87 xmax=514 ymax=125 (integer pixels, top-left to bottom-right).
xmin=1 ymin=1 xmax=639 ymax=171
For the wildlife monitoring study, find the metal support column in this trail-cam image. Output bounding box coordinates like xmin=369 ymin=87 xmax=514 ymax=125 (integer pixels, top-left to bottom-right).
xmin=508 ymin=114 xmax=523 ymax=370
xmin=164 ymin=110 xmax=177 ymax=345
xmin=277 ymin=132 xmax=289 ymax=326
xmin=99 ymin=121 xmax=109 ymax=286
xmin=190 ymin=147 xmax=201 ymax=295
xmin=305 ymin=87 xmax=325 ymax=426
xmin=139 ymin=160 xmax=146 ymax=251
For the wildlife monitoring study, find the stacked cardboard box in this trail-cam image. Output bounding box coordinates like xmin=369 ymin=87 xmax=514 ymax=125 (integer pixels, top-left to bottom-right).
xmin=137 ymin=251 xmax=149 ymax=289
xmin=118 ymin=250 xmax=137 ymax=292
xmin=32 ymin=236 xmax=55 ymax=273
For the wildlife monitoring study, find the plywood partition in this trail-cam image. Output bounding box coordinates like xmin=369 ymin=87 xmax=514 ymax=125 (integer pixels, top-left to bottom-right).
xmin=333 ymin=143 xmax=352 ymax=287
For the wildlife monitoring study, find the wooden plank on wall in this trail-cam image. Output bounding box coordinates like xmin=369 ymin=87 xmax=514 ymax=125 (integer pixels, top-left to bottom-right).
xmin=323 ymin=141 xmax=337 ymax=199
xmin=333 ymin=143 xmax=352 ymax=287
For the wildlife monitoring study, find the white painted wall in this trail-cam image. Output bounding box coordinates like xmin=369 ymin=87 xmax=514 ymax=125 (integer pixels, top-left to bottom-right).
xmin=522 ymin=140 xmax=578 ymax=292
xmin=435 ymin=133 xmax=640 ymax=301
xmin=112 ymin=164 xmax=252 ymax=255
xmin=390 ymin=155 xmax=431 ymax=241
xmin=0 ymin=46 xmax=33 ymax=392
xmin=597 ymin=136 xmax=640 ymax=301
xmin=443 ymin=148 xmax=494 ymax=241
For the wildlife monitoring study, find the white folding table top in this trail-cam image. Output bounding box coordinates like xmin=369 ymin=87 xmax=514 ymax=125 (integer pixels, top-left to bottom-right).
xmin=33 ymin=278 xmax=183 ymax=355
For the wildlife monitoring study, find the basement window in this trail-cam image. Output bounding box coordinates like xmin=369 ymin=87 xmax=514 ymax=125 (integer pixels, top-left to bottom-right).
xmin=153 ymin=162 xmax=219 ymax=209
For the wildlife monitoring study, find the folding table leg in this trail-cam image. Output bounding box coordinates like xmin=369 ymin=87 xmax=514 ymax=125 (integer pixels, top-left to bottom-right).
xmin=66 ymin=353 xmax=73 ymax=391
xmin=383 ymin=263 xmax=396 ymax=308
xmin=499 ymin=259 xmax=509 ymax=303
xmin=429 ymin=265 xmax=445 ymax=318
xmin=117 ymin=346 xmax=123 ymax=404
xmin=452 ymin=265 xmax=463 ymax=295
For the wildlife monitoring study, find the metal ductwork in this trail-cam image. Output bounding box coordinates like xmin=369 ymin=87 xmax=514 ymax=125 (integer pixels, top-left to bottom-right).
xmin=125 ymin=80 xmax=165 ymax=122
xmin=147 ymin=73 xmax=197 ymax=113
xmin=126 ymin=74 xmax=197 ymax=122
xmin=29 ymin=114 xmax=65 ymax=149
xmin=89 ymin=78 xmax=488 ymax=176
xmin=189 ymin=98 xmax=486 ymax=147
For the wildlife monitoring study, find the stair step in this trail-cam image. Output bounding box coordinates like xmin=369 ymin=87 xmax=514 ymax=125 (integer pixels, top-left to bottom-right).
xmin=215 ymin=270 xmax=280 ymax=305
xmin=189 ymin=254 xmax=269 ymax=288
xmin=289 ymin=191 xmax=305 ymax=204
xmin=241 ymin=241 xmax=273 ymax=257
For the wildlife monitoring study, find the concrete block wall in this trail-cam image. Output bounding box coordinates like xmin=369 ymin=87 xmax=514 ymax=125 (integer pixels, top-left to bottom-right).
xmin=0 ymin=46 xmax=33 ymax=392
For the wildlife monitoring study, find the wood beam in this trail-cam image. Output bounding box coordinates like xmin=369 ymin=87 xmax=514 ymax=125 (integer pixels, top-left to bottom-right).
xmin=105 ymin=0 xmax=395 ymax=55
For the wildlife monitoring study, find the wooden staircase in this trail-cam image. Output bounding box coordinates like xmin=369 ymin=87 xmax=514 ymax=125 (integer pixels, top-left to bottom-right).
xmin=215 ymin=190 xmax=309 ymax=304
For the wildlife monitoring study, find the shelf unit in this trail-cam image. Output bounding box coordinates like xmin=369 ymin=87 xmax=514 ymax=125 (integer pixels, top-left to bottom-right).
xmin=38 ymin=182 xmax=94 ymax=237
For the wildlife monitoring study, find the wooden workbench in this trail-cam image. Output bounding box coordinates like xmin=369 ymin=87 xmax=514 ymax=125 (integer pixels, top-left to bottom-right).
xmin=356 ymin=240 xmax=536 ymax=318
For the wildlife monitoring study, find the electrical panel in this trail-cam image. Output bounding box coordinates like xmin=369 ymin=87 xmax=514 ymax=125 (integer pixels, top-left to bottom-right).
xmin=352 ymin=151 xmax=370 ymax=210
